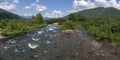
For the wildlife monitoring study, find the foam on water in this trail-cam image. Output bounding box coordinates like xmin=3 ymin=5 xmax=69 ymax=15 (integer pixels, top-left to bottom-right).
xmin=49 ymin=28 xmax=54 ymax=31
xmin=3 ymin=46 xmax=9 ymax=50
xmin=46 ymin=40 xmax=52 ymax=44
xmin=28 ymin=43 xmax=39 ymax=49
xmin=10 ymin=40 xmax=17 ymax=44
xmin=32 ymin=38 xmax=39 ymax=41
xmin=15 ymin=48 xmax=19 ymax=52
xmin=38 ymin=31 xmax=43 ymax=35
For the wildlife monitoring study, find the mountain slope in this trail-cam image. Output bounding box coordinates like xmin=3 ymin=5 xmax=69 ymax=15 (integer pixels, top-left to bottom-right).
xmin=0 ymin=9 xmax=21 ymax=19
xmin=74 ymin=7 xmax=120 ymax=19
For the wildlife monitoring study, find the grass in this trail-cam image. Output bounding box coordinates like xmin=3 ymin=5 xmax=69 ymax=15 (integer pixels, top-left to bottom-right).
xmin=61 ymin=20 xmax=82 ymax=31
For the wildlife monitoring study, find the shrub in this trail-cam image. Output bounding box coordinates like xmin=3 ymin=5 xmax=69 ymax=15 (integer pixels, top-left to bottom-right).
xmin=61 ymin=20 xmax=81 ymax=31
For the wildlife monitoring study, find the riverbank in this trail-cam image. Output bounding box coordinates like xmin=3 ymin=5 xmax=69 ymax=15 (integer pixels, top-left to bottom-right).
xmin=0 ymin=24 xmax=47 ymax=41
xmin=0 ymin=24 xmax=120 ymax=60
xmin=0 ymin=19 xmax=47 ymax=39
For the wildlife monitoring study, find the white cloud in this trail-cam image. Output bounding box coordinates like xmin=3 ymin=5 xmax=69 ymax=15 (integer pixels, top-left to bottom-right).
xmin=24 ymin=6 xmax=31 ymax=9
xmin=45 ymin=10 xmax=64 ymax=18
xmin=34 ymin=5 xmax=47 ymax=12
xmin=70 ymin=0 xmax=120 ymax=13
xmin=25 ymin=2 xmax=47 ymax=12
xmin=13 ymin=11 xmax=35 ymax=16
xmin=23 ymin=13 xmax=33 ymax=16
xmin=95 ymin=0 xmax=120 ymax=9
xmin=31 ymin=3 xmax=36 ymax=6
xmin=12 ymin=10 xmax=21 ymax=14
xmin=0 ymin=2 xmax=16 ymax=11
xmin=0 ymin=0 xmax=19 ymax=11
xmin=13 ymin=0 xmax=19 ymax=3
xmin=25 ymin=0 xmax=47 ymax=11
xmin=67 ymin=9 xmax=77 ymax=14
xmin=73 ymin=0 xmax=95 ymax=11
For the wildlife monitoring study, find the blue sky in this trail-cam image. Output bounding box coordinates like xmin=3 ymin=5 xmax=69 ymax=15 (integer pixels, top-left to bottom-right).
xmin=0 ymin=0 xmax=120 ymax=18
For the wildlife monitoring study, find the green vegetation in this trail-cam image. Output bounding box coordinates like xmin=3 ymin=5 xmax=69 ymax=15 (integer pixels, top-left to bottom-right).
xmin=43 ymin=18 xmax=66 ymax=24
xmin=61 ymin=20 xmax=81 ymax=31
xmin=0 ymin=9 xmax=21 ymax=19
xmin=82 ymin=19 xmax=120 ymax=44
xmin=68 ymin=13 xmax=87 ymax=22
xmin=60 ymin=8 xmax=120 ymax=44
xmin=0 ymin=13 xmax=46 ymax=37
xmin=61 ymin=12 xmax=87 ymax=31
xmin=32 ymin=13 xmax=43 ymax=22
xmin=73 ymin=7 xmax=120 ymax=19
xmin=68 ymin=13 xmax=77 ymax=21
xmin=0 ymin=7 xmax=120 ymax=45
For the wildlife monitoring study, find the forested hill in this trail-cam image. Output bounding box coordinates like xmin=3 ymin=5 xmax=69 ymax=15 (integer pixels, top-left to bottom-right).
xmin=0 ymin=9 xmax=21 ymax=19
xmin=74 ymin=7 xmax=120 ymax=19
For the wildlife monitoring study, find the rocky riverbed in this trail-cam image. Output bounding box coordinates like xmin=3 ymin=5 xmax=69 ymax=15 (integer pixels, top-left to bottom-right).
xmin=0 ymin=24 xmax=120 ymax=60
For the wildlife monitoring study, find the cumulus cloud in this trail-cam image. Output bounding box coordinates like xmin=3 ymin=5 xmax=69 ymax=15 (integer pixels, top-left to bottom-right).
xmin=30 ymin=3 xmax=47 ymax=11
xmin=23 ymin=13 xmax=33 ymax=16
xmin=31 ymin=3 xmax=36 ymax=6
xmin=0 ymin=0 xmax=19 ymax=11
xmin=95 ymin=0 xmax=120 ymax=9
xmin=73 ymin=0 xmax=95 ymax=11
xmin=24 ymin=0 xmax=47 ymax=12
xmin=0 ymin=0 xmax=21 ymax=15
xmin=34 ymin=5 xmax=47 ymax=12
xmin=71 ymin=0 xmax=120 ymax=13
xmin=24 ymin=6 xmax=31 ymax=9
xmin=12 ymin=10 xmax=21 ymax=14
xmin=13 ymin=0 xmax=19 ymax=3
xmin=0 ymin=2 xmax=16 ymax=11
xmin=45 ymin=10 xmax=64 ymax=18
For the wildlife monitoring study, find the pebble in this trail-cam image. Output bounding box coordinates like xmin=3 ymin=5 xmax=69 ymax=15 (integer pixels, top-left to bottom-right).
xmin=46 ymin=40 xmax=51 ymax=44
xmin=44 ymin=50 xmax=47 ymax=53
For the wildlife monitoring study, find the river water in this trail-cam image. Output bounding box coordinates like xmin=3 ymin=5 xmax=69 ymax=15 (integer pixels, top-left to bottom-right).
xmin=0 ymin=24 xmax=119 ymax=60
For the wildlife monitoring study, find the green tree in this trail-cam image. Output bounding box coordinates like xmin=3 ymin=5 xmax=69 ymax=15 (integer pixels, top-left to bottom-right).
xmin=33 ymin=13 xmax=43 ymax=23
xmin=35 ymin=13 xmax=43 ymax=20
xmin=32 ymin=15 xmax=35 ymax=19
xmin=68 ymin=13 xmax=77 ymax=22
xmin=61 ymin=20 xmax=81 ymax=31
xmin=77 ymin=14 xmax=87 ymax=21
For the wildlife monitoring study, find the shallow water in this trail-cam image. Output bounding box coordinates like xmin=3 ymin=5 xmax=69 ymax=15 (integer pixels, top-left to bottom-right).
xmin=0 ymin=24 xmax=119 ymax=60
xmin=0 ymin=24 xmax=61 ymax=60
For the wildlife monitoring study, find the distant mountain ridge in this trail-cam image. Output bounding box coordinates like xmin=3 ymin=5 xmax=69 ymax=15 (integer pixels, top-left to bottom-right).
xmin=1 ymin=7 xmax=120 ymax=19
xmin=73 ymin=7 xmax=120 ymax=19
xmin=0 ymin=9 xmax=21 ymax=19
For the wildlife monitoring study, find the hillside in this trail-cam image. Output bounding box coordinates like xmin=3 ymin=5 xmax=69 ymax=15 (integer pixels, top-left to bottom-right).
xmin=0 ymin=9 xmax=21 ymax=19
xmin=74 ymin=7 xmax=120 ymax=19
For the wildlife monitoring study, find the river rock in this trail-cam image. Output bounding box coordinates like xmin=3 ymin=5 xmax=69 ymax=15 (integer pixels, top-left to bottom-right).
xmin=0 ymin=35 xmax=6 ymax=40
